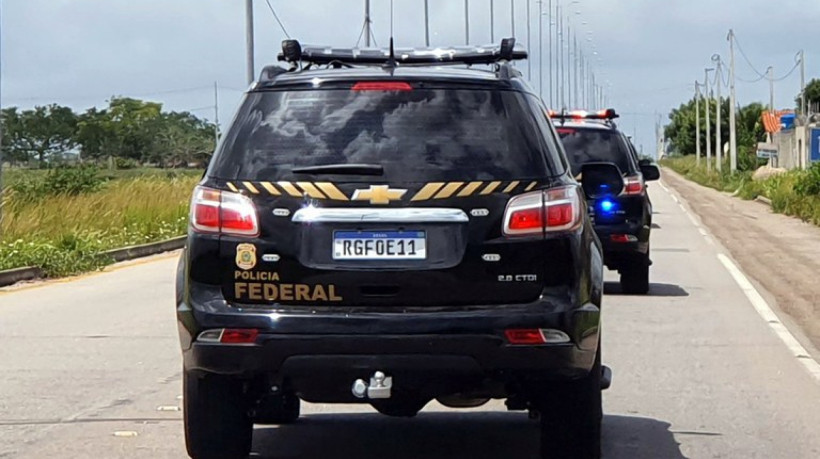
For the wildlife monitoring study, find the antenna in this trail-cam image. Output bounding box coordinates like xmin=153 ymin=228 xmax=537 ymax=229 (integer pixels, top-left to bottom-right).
xmin=390 ymin=0 xmax=394 ymax=37
xmin=385 ymin=37 xmax=397 ymax=69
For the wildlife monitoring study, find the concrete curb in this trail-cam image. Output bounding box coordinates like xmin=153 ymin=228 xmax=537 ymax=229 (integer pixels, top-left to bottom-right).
xmin=0 ymin=266 xmax=45 ymax=286
xmin=0 ymin=236 xmax=186 ymax=287
xmin=102 ymin=236 xmax=186 ymax=262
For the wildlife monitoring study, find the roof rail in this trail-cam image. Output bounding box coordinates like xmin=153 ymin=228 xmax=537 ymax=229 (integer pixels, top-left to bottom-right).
xmin=278 ymin=38 xmax=527 ymax=67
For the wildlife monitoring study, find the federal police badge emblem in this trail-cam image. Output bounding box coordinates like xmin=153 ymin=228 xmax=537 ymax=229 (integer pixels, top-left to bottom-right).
xmin=235 ymin=243 xmax=257 ymax=270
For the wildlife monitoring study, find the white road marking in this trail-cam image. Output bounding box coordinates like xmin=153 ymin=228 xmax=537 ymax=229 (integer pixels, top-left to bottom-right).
xmin=658 ymin=182 xmax=670 ymax=193
xmin=113 ymin=431 xmax=139 ymax=438
xmin=718 ymin=253 xmax=820 ymax=383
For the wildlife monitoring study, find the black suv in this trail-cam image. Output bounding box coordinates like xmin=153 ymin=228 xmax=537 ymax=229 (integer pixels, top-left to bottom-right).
xmin=553 ymin=111 xmax=660 ymax=294
xmin=176 ymin=39 xmax=619 ymax=459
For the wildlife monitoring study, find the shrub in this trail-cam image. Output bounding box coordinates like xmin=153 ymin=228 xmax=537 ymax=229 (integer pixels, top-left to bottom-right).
xmin=794 ymin=162 xmax=820 ymax=197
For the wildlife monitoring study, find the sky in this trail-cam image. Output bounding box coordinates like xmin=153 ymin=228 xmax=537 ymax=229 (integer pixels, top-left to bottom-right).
xmin=2 ymin=0 xmax=818 ymax=157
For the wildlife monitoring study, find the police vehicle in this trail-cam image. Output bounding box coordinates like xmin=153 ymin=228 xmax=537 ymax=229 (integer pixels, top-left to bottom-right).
xmin=176 ymin=38 xmax=622 ymax=459
xmin=552 ymin=110 xmax=660 ymax=294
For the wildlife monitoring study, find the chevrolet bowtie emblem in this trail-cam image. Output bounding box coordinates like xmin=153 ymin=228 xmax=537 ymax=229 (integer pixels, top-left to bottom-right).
xmin=351 ymin=185 xmax=407 ymax=205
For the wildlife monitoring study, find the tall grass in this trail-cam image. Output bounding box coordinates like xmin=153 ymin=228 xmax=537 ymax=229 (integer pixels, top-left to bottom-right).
xmin=662 ymin=156 xmax=820 ymax=226
xmin=0 ymin=173 xmax=200 ymax=276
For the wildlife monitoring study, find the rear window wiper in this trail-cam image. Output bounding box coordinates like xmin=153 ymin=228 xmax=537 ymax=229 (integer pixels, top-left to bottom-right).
xmin=292 ymin=164 xmax=384 ymax=176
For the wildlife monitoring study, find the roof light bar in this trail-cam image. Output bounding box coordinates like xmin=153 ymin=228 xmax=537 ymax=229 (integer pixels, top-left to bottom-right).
xmin=549 ymin=109 xmax=620 ymax=120
xmin=277 ymin=38 xmax=527 ymax=66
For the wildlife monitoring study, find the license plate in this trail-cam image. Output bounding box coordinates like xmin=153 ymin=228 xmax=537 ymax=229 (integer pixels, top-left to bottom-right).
xmin=333 ymin=231 xmax=426 ymax=260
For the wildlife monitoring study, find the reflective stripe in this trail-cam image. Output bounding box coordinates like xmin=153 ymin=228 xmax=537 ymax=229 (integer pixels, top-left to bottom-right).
xmin=503 ymin=181 xmax=520 ymax=193
xmin=259 ymin=181 xmax=281 ymax=195
xmin=525 ymin=181 xmax=538 ymax=191
xmin=457 ymin=181 xmax=484 ymax=197
xmin=411 ymin=183 xmax=446 ymax=201
xmin=243 ymin=181 xmax=260 ymax=194
xmin=226 ymin=182 xmax=240 ymax=193
xmin=433 ymin=182 xmax=464 ymax=199
xmin=296 ymin=182 xmax=327 ymax=199
xmin=315 ymin=182 xmax=349 ymax=200
xmin=277 ymin=181 xmax=303 ymax=197
xmin=480 ymin=181 xmax=502 ymax=195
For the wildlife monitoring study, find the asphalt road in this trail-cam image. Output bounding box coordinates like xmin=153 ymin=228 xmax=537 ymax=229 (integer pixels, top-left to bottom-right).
xmin=2 ymin=182 xmax=820 ymax=459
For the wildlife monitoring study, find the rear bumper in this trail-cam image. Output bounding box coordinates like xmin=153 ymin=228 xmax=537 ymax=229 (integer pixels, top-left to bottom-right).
xmin=594 ymin=222 xmax=650 ymax=265
xmin=178 ymin=283 xmax=600 ymax=383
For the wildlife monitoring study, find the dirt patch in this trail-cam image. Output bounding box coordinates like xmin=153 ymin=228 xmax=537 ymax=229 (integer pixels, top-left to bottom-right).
xmin=663 ymin=168 xmax=820 ymax=350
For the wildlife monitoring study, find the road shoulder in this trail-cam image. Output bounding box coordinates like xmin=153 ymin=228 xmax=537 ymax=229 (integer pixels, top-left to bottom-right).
xmin=661 ymin=168 xmax=820 ymax=356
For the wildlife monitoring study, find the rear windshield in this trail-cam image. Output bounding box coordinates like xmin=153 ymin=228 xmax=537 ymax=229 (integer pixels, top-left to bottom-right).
xmin=210 ymin=88 xmax=561 ymax=182
xmin=556 ymin=127 xmax=634 ymax=176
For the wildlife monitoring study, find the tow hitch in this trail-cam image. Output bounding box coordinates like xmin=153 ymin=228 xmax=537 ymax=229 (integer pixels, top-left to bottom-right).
xmin=351 ymin=371 xmax=393 ymax=399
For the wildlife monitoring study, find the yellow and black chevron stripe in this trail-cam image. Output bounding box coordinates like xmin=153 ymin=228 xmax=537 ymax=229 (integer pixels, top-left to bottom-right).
xmin=225 ymin=180 xmax=540 ymax=202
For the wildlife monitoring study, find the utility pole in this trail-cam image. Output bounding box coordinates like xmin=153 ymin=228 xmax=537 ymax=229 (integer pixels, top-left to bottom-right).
xmin=712 ymin=55 xmax=722 ymax=172
xmin=526 ymin=0 xmax=530 ymax=79
xmin=245 ymin=0 xmax=255 ymax=85
xmin=548 ymin=0 xmax=554 ymax=107
xmin=510 ymin=0 xmax=515 ymax=38
xmin=364 ymin=0 xmax=372 ymax=47
xmin=695 ymin=81 xmax=701 ymax=166
xmin=214 ymin=82 xmax=220 ymax=146
xmin=705 ymin=68 xmax=714 ymax=171
xmin=559 ymin=11 xmax=565 ymax=108
xmin=490 ymin=0 xmax=495 ymax=43
xmin=800 ymin=50 xmax=806 ymax=116
xmin=538 ymin=0 xmax=543 ymax=99
xmin=728 ymin=29 xmax=738 ymax=173
xmin=424 ymin=0 xmax=430 ymax=46
xmin=768 ymin=66 xmax=775 ymax=112
xmin=465 ymin=0 xmax=470 ymax=45
xmin=573 ymin=34 xmax=578 ymax=109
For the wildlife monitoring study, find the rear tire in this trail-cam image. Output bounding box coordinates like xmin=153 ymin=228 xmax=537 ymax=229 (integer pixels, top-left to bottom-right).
xmin=534 ymin=346 xmax=602 ymax=459
xmin=620 ymin=258 xmax=649 ymax=294
xmin=184 ymin=371 xmax=253 ymax=459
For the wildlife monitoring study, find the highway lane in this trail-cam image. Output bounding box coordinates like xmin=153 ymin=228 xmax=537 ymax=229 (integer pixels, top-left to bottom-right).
xmin=1 ymin=182 xmax=820 ymax=458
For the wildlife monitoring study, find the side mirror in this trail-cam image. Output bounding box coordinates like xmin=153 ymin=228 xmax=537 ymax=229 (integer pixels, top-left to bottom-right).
xmin=581 ymin=162 xmax=624 ymax=199
xmin=640 ymin=164 xmax=661 ymax=181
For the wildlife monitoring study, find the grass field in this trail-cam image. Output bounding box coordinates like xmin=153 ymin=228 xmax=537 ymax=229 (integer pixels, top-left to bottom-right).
xmin=0 ymin=168 xmax=201 ymax=276
xmin=661 ymin=156 xmax=820 ymax=226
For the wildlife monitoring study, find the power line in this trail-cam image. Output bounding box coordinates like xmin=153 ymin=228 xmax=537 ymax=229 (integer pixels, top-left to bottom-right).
xmin=733 ymin=34 xmax=767 ymax=78
xmin=772 ymin=60 xmax=800 ymax=82
xmin=264 ymin=0 xmax=290 ymax=38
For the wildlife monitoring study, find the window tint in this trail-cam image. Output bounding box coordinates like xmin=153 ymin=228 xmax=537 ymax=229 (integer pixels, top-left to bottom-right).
xmin=556 ymin=127 xmax=635 ymax=176
xmin=210 ymin=89 xmax=557 ymax=182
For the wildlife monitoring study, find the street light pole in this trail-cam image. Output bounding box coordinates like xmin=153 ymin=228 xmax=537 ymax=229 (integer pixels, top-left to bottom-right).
xmin=464 ymin=0 xmax=470 ymax=45
xmin=526 ymin=0 xmax=530 ymax=79
xmin=424 ymin=0 xmax=430 ymax=46
xmin=538 ymin=0 xmax=543 ymax=99
xmin=245 ymin=0 xmax=255 ymax=85
xmin=490 ymin=0 xmax=494 ymax=43
xmin=728 ymin=29 xmax=738 ymax=173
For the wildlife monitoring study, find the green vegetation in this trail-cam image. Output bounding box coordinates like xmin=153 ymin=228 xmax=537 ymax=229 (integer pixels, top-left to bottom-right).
xmin=1 ymin=97 xmax=215 ymax=168
xmin=662 ymin=156 xmax=820 ymax=226
xmin=0 ymin=167 xmax=200 ymax=277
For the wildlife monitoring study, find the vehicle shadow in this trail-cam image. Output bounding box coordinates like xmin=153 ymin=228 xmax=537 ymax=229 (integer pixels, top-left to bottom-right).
xmin=251 ymin=411 xmax=686 ymax=459
xmin=604 ymin=282 xmax=689 ymax=297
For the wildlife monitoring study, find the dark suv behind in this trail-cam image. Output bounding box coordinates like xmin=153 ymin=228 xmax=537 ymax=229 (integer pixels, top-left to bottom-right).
xmin=553 ymin=111 xmax=660 ymax=294
xmin=176 ymin=40 xmax=618 ymax=459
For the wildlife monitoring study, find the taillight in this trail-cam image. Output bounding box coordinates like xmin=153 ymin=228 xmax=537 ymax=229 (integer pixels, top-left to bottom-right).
xmin=623 ymin=176 xmax=644 ymax=195
xmin=503 ymin=186 xmax=582 ymax=237
xmin=352 ymin=81 xmax=413 ymax=91
xmin=190 ymin=186 xmax=259 ymax=237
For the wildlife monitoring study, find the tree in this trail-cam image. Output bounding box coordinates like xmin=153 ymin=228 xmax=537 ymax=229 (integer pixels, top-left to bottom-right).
xmin=1 ymin=105 xmax=78 ymax=166
xmin=665 ymin=97 xmax=765 ymax=170
xmin=796 ymin=78 xmax=820 ymax=110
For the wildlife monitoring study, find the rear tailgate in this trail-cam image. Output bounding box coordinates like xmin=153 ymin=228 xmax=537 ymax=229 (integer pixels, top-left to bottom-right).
xmin=202 ymin=84 xmax=567 ymax=307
